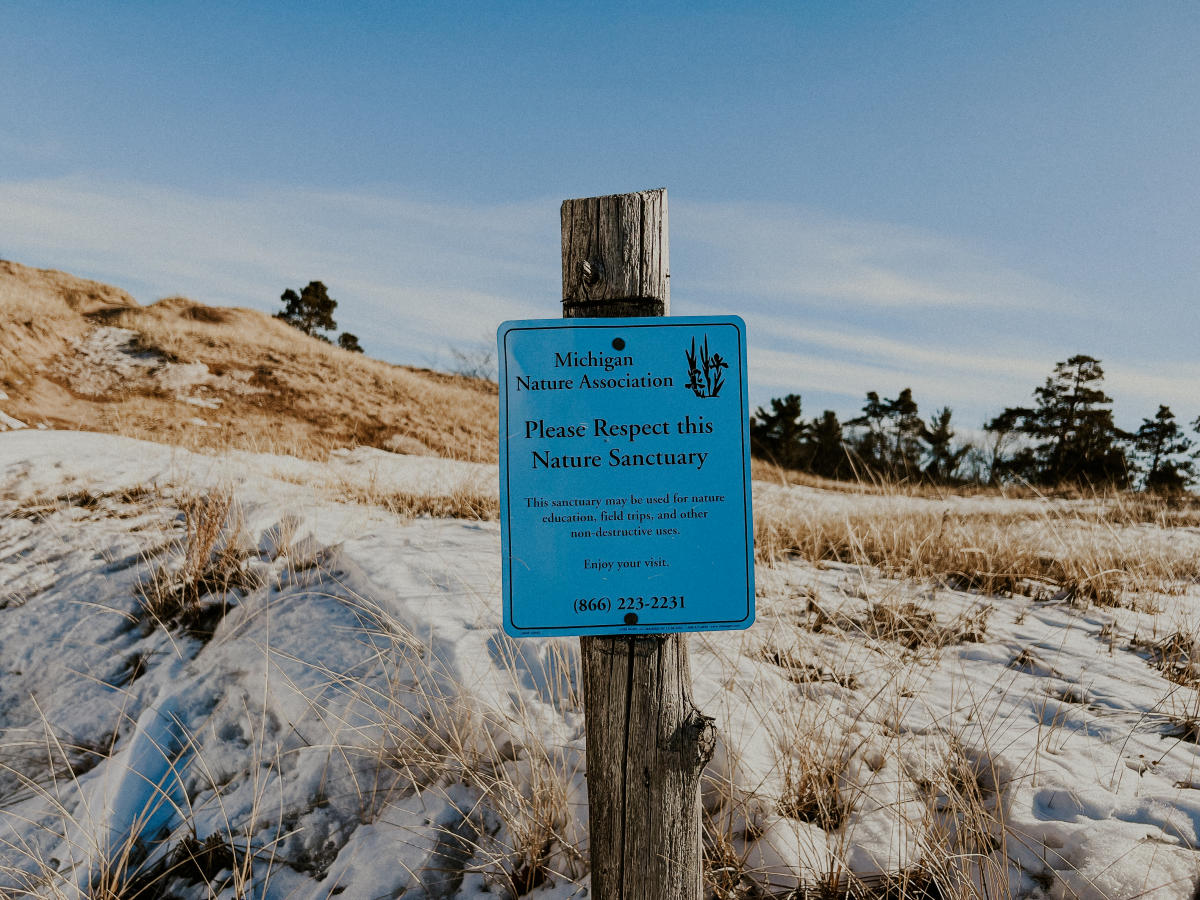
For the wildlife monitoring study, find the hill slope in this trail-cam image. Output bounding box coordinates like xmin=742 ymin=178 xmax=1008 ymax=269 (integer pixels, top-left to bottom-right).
xmin=0 ymin=260 xmax=498 ymax=461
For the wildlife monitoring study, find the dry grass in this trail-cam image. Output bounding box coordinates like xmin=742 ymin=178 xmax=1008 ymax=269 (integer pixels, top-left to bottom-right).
xmin=329 ymin=480 xmax=499 ymax=521
xmin=0 ymin=259 xmax=137 ymax=319
xmin=1101 ymin=491 xmax=1200 ymax=528
xmin=0 ymin=259 xmax=139 ymax=391
xmin=754 ymin=486 xmax=1200 ymax=608
xmin=136 ymin=487 xmax=258 ymax=635
xmin=700 ymin=640 xmax=1019 ymax=900
xmin=2 ymin=262 xmax=498 ymax=463
xmin=298 ymin=594 xmax=587 ymax=895
xmin=6 ymin=470 xmax=1199 ymax=897
xmin=0 ymin=491 xmax=576 ymax=898
xmin=1131 ymin=631 xmax=1200 ymax=689
xmin=920 ymin=739 xmax=1011 ymax=900
xmin=95 ymin=298 xmax=497 ymax=462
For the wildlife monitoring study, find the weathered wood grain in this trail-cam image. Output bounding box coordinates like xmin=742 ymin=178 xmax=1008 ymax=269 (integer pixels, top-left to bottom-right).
xmin=561 ymin=189 xmax=670 ymax=318
xmin=561 ymin=188 xmax=714 ymax=899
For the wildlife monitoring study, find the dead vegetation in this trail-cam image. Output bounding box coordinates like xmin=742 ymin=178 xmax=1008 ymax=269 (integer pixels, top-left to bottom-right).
xmin=136 ymin=488 xmax=258 ymax=636
xmin=1130 ymin=631 xmax=1200 ymax=689
xmin=754 ymin=488 xmax=1200 ymax=609
xmin=1 ymin=260 xmax=498 ymax=462
xmin=331 ymin=480 xmax=499 ymax=520
xmin=0 ymin=259 xmax=138 ymax=384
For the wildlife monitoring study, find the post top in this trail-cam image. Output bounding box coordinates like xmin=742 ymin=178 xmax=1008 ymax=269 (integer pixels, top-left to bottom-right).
xmin=559 ymin=187 xmax=667 ymax=207
xmin=560 ymin=189 xmax=669 ymax=317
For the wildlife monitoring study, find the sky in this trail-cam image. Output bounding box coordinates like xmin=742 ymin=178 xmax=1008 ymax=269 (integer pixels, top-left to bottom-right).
xmin=2 ymin=1 xmax=1198 ymax=432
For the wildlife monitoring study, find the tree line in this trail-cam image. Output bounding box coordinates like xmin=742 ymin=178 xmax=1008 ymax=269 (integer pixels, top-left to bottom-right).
xmin=751 ymin=355 xmax=1198 ymax=492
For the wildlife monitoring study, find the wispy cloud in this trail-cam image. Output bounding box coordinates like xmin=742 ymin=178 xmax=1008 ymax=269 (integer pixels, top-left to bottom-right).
xmin=674 ymin=200 xmax=1200 ymax=425
xmin=676 ymin=201 xmax=1082 ymax=312
xmin=1 ymin=177 xmax=1195 ymax=426
xmin=745 ymin=319 xmax=1200 ymax=427
xmin=0 ymin=176 xmax=557 ymax=365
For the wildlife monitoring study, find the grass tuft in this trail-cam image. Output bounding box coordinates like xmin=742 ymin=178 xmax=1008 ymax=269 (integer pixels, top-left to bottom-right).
xmin=135 ymin=488 xmax=257 ymax=635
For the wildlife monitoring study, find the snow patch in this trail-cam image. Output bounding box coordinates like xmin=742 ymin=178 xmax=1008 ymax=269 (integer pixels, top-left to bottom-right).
xmin=0 ymin=431 xmax=1197 ymax=898
xmin=55 ymin=326 xmax=263 ymax=403
xmin=0 ymin=409 xmax=25 ymax=430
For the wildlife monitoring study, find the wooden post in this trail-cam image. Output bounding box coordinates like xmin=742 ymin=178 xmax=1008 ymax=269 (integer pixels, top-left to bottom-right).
xmin=561 ymin=188 xmax=716 ymax=899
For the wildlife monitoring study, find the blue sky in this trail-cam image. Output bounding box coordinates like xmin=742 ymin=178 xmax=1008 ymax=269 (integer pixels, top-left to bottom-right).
xmin=3 ymin=2 xmax=1198 ymax=432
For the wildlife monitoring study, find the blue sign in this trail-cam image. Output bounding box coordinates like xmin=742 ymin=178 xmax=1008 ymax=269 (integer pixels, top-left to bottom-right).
xmin=497 ymin=316 xmax=754 ymax=637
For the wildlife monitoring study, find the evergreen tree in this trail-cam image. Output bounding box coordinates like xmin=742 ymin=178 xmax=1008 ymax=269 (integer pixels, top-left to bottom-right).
xmin=848 ymin=387 xmax=924 ymax=478
xmin=848 ymin=391 xmax=890 ymax=474
xmin=984 ymin=407 xmax=1037 ymax=484
xmin=989 ymin=355 xmax=1128 ymax=486
xmin=338 ymin=332 xmax=364 ymax=353
xmin=750 ymin=394 xmax=808 ymax=470
xmin=922 ymin=407 xmax=968 ymax=482
xmin=888 ymin=388 xmax=924 ymax=478
xmin=807 ymin=410 xmax=848 ymax=480
xmin=1032 ymin=355 xmax=1127 ymax=485
xmin=1133 ymin=405 xmax=1194 ymax=492
xmin=276 ymin=281 xmax=338 ymax=338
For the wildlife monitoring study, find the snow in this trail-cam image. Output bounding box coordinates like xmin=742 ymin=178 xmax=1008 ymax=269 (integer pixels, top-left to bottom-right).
xmin=55 ymin=326 xmax=265 ymax=402
xmin=0 ymin=389 xmax=24 ymax=431
xmin=1 ymin=430 xmax=1197 ymax=898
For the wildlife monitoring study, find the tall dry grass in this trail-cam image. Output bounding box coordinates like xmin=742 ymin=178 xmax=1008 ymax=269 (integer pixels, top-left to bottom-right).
xmin=1 ymin=266 xmax=499 ymax=462
xmin=100 ymin=297 xmax=499 ymax=462
xmin=0 ymin=260 xmax=139 ymax=391
xmin=753 ymin=483 xmax=1200 ymax=608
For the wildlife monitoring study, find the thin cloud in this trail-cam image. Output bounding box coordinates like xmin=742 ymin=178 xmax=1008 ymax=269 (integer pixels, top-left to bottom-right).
xmin=677 ymin=200 xmax=1083 ymax=312
xmin=747 ymin=320 xmax=1050 ymax=383
xmin=0 ymin=176 xmax=558 ymax=364
xmin=1 ymin=177 xmax=1195 ymax=428
xmin=748 ymin=346 xmax=1031 ymax=422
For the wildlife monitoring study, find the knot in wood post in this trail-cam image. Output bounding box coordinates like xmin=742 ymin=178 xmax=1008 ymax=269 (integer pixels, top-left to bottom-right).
xmin=561 ymin=188 xmax=669 ymax=319
xmin=674 ymin=708 xmax=717 ymax=769
xmin=578 ymin=258 xmax=603 ymax=287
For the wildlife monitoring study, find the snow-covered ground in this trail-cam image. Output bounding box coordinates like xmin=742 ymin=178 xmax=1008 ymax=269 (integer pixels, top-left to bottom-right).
xmin=1 ymin=431 xmax=1198 ymax=898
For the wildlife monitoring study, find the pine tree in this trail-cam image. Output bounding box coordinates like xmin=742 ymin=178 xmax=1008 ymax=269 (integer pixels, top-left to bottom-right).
xmin=887 ymin=388 xmax=924 ymax=478
xmin=276 ymin=281 xmax=338 ymax=337
xmin=847 ymin=391 xmax=889 ymax=474
xmin=338 ymin=332 xmax=364 ymax=353
xmin=922 ymin=407 xmax=968 ymax=483
xmin=1134 ymin=405 xmax=1194 ymax=492
xmin=984 ymin=407 xmax=1036 ymax=484
xmin=807 ymin=410 xmax=848 ymax=480
xmin=750 ymin=394 xmax=808 ymax=470
xmin=989 ymin=355 xmax=1128 ymax=486
xmin=1032 ymin=355 xmax=1127 ymax=485
xmin=848 ymin=388 xmax=924 ymax=478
